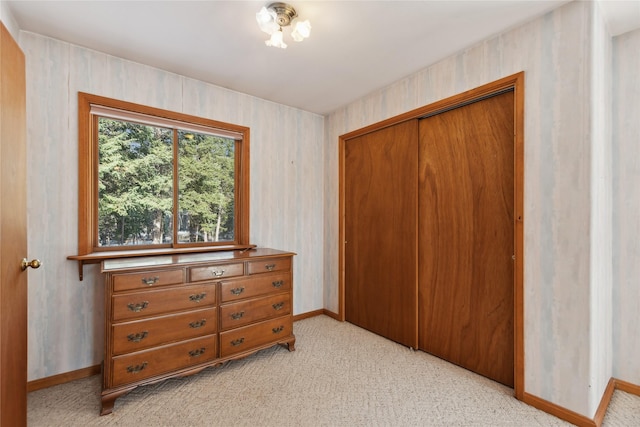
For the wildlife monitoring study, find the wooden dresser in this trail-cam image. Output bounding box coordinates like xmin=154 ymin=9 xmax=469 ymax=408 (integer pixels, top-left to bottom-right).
xmin=100 ymin=248 xmax=295 ymax=415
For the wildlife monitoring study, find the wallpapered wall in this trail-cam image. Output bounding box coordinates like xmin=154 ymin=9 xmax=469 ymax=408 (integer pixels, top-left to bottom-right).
xmin=0 ymin=1 xmax=17 ymax=37
xmin=589 ymin=0 xmax=613 ymax=414
xmin=20 ymin=31 xmax=325 ymax=381
xmin=323 ymin=0 xmax=620 ymax=418
xmin=9 ymin=0 xmax=639 ymax=421
xmin=612 ymin=28 xmax=640 ymax=385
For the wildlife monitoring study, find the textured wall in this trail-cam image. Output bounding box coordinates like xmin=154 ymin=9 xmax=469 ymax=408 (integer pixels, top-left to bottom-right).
xmin=0 ymin=1 xmax=19 ymax=39
xmin=21 ymin=31 xmax=325 ymax=381
xmin=588 ymin=0 xmax=613 ymax=413
xmin=13 ymin=0 xmax=639 ymax=420
xmin=324 ymin=0 xmax=606 ymax=417
xmin=612 ymin=28 xmax=640 ymax=385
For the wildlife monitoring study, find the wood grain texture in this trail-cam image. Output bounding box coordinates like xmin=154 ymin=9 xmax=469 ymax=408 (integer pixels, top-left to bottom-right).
xmin=111 ymin=334 xmax=218 ymax=387
xmin=0 ymin=22 xmax=27 ymax=427
xmin=344 ymin=120 xmax=418 ymax=348
xmin=111 ymin=307 xmax=218 ymax=355
xmin=102 ymin=250 xmax=295 ymax=414
xmin=522 ymin=392 xmax=596 ymax=427
xmin=328 ymin=2 xmax=600 ymax=416
xmin=593 ymin=378 xmax=616 ymax=427
xmin=418 ymin=91 xmax=514 ymax=386
xmin=614 ymin=378 xmax=640 ymax=396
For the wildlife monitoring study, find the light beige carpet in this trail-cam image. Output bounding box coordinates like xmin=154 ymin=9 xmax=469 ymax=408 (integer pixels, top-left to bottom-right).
xmin=28 ymin=315 xmax=639 ymax=426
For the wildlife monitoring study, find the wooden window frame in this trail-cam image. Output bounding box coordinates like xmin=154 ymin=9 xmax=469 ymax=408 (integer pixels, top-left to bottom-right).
xmin=75 ymin=92 xmax=251 ymax=258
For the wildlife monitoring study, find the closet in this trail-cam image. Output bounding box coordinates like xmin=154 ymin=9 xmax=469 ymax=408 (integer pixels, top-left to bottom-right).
xmin=342 ymin=81 xmax=519 ymax=388
xmin=344 ymin=120 xmax=419 ymax=349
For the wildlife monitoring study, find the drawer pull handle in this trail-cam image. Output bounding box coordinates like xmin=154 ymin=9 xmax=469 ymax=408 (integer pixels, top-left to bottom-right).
xmin=272 ymin=280 xmax=284 ymax=288
xmin=141 ymin=276 xmax=159 ymax=285
xmin=272 ymin=302 xmax=285 ymax=311
xmin=127 ymin=301 xmax=149 ymax=312
xmin=189 ymin=293 xmax=207 ymax=303
xmin=230 ymin=338 xmax=245 ymax=347
xmin=189 ymin=347 xmax=206 ymax=357
xmin=230 ymin=287 xmax=245 ymax=295
xmin=189 ymin=319 xmax=207 ymax=329
xmin=265 ymin=264 xmax=276 ymax=271
xmin=211 ymin=269 xmax=225 ymax=277
xmin=272 ymin=326 xmax=285 ymax=334
xmin=230 ymin=311 xmax=245 ymax=320
xmin=127 ymin=331 xmax=148 ymax=342
xmin=126 ymin=362 xmax=148 ymax=374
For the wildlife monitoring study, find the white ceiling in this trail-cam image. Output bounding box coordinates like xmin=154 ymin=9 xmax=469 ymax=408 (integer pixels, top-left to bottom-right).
xmin=7 ymin=0 xmax=640 ymax=115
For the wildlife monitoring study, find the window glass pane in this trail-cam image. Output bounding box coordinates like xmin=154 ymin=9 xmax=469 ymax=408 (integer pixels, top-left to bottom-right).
xmin=97 ymin=118 xmax=173 ymax=246
xmin=177 ymin=130 xmax=235 ymax=243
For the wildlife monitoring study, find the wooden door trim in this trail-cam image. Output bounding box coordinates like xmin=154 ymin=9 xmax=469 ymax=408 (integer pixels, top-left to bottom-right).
xmin=338 ymin=71 xmax=525 ymax=398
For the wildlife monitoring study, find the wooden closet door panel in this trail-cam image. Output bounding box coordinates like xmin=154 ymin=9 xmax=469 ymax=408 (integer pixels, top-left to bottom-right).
xmin=344 ymin=120 xmax=418 ymax=348
xmin=418 ymin=91 xmax=514 ymax=386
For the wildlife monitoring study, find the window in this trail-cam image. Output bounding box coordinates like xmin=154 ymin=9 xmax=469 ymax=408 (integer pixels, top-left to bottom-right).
xmin=77 ymin=93 xmax=250 ymax=255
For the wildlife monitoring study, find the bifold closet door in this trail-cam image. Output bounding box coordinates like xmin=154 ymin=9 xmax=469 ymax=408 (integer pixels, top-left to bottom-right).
xmin=418 ymin=91 xmax=514 ymax=386
xmin=344 ymin=120 xmax=418 ymax=348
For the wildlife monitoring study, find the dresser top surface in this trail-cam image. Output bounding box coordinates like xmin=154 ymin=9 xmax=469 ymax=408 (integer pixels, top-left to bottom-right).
xmin=101 ymin=248 xmax=294 ymax=272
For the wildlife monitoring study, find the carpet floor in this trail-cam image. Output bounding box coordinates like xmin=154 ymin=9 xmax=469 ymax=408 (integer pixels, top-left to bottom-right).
xmin=28 ymin=315 xmax=639 ymax=426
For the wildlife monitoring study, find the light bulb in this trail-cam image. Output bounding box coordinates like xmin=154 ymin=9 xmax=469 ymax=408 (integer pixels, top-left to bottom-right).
xmin=256 ymin=6 xmax=279 ymax=34
xmin=291 ymin=19 xmax=311 ymax=42
xmin=265 ymin=29 xmax=287 ymax=49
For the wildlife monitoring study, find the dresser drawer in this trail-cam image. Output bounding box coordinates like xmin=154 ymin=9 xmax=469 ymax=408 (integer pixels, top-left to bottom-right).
xmin=113 ymin=268 xmax=184 ymax=292
xmin=112 ymin=307 xmax=217 ymax=355
xmin=112 ymin=283 xmax=216 ymax=321
xmin=247 ymin=257 xmax=291 ymax=275
xmin=189 ymin=262 xmax=244 ymax=282
xmin=111 ymin=335 xmax=217 ymax=387
xmin=220 ymin=293 xmax=291 ymax=330
xmin=220 ymin=273 xmax=291 ymax=303
xmin=219 ymin=316 xmax=292 ymax=357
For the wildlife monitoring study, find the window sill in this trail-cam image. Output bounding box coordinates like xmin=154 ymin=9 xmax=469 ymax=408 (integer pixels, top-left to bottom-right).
xmin=68 ymin=244 xmax=256 ymax=280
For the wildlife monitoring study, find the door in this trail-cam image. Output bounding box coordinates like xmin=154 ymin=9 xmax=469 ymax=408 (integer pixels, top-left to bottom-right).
xmin=0 ymin=22 xmax=29 ymax=426
xmin=344 ymin=120 xmax=418 ymax=348
xmin=418 ymin=91 xmax=514 ymax=386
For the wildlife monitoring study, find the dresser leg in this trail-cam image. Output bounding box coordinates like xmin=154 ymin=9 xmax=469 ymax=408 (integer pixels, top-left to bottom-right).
xmin=101 ymin=388 xmax=131 ymax=415
xmin=100 ymin=396 xmax=116 ymax=416
xmin=285 ymin=335 xmax=296 ymax=352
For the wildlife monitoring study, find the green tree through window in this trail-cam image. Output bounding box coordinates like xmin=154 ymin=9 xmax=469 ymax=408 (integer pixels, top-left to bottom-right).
xmin=178 ymin=130 xmax=235 ymax=243
xmin=76 ymin=92 xmax=250 ymax=255
xmin=98 ymin=119 xmax=174 ymax=246
xmin=97 ymin=119 xmax=236 ymax=247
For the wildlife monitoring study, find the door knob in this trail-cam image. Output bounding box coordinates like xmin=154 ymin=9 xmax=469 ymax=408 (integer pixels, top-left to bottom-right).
xmin=21 ymin=258 xmax=42 ymax=270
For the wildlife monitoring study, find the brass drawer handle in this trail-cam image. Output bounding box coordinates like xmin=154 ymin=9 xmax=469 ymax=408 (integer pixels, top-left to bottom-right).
xmin=126 ymin=331 xmax=148 ymax=342
xmin=189 ymin=319 xmax=207 ymax=329
xmin=189 ymin=293 xmax=207 ymax=303
xmin=126 ymin=362 xmax=148 ymax=374
xmin=211 ymin=269 xmax=225 ymax=277
xmin=272 ymin=280 xmax=284 ymax=288
xmin=230 ymin=311 xmax=245 ymax=320
xmin=127 ymin=301 xmax=149 ymax=312
xmin=230 ymin=287 xmax=245 ymax=295
xmin=141 ymin=276 xmax=159 ymax=285
xmin=265 ymin=264 xmax=276 ymax=271
xmin=272 ymin=325 xmax=285 ymax=334
xmin=189 ymin=347 xmax=206 ymax=357
xmin=272 ymin=302 xmax=284 ymax=311
xmin=230 ymin=338 xmax=245 ymax=347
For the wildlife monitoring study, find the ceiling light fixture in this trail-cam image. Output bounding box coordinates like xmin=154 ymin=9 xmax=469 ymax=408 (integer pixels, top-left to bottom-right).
xmin=256 ymin=2 xmax=311 ymax=49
